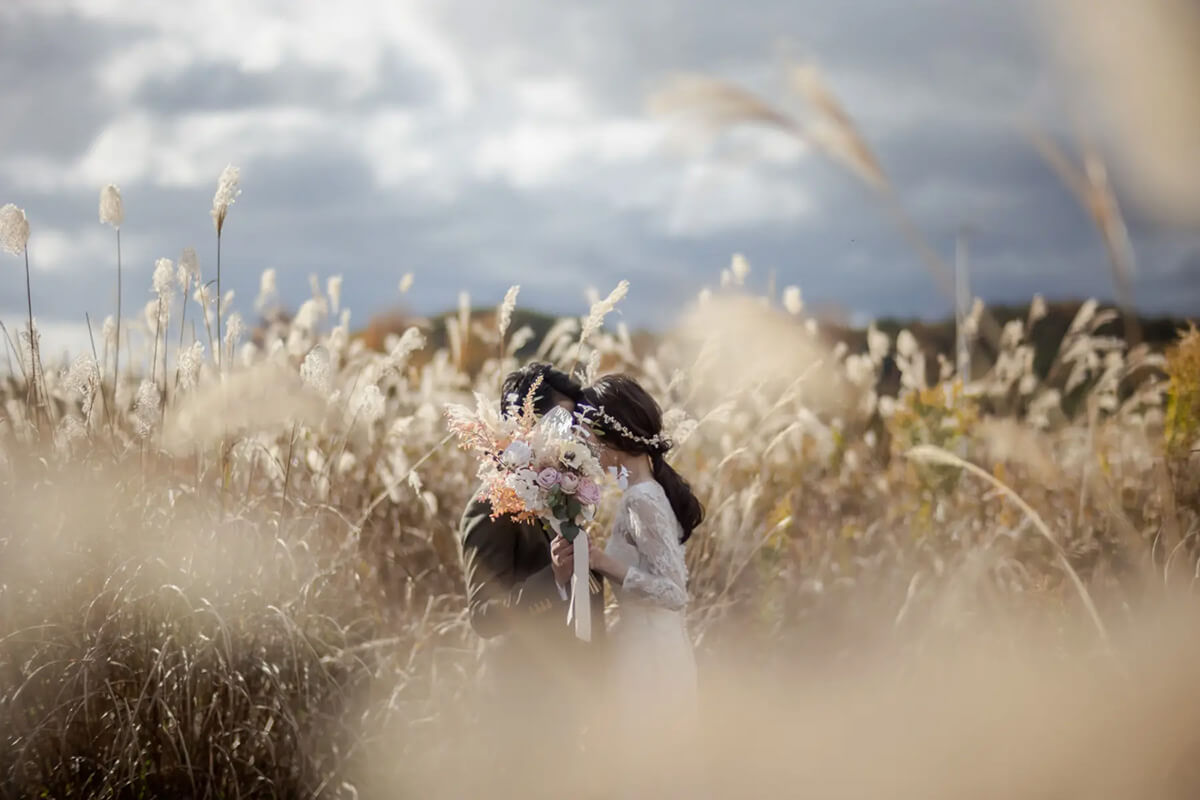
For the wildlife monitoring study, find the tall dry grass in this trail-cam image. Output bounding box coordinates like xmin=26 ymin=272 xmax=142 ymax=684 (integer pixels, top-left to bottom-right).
xmin=3 ymin=6 xmax=1200 ymax=790
xmin=1 ymin=223 xmax=1196 ymax=795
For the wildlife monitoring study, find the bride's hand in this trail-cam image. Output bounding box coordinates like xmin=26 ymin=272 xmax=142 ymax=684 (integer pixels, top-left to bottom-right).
xmin=587 ymin=538 xmax=625 ymax=584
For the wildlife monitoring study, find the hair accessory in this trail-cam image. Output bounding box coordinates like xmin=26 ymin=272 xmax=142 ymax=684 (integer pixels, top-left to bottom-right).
xmin=579 ymin=405 xmax=672 ymax=453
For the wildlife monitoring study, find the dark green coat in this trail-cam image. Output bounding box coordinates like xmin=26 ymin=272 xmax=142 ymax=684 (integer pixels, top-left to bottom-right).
xmin=459 ymin=496 xmax=606 ymax=724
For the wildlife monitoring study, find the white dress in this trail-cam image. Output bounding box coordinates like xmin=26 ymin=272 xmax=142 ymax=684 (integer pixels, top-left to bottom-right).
xmin=605 ymin=480 xmax=698 ymax=734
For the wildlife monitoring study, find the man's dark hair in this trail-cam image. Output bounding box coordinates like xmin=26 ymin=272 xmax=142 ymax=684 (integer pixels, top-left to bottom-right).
xmin=500 ymin=363 xmax=582 ymax=418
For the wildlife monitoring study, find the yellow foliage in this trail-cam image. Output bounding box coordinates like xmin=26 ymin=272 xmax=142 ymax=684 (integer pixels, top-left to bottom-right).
xmin=1165 ymin=324 xmax=1200 ymax=457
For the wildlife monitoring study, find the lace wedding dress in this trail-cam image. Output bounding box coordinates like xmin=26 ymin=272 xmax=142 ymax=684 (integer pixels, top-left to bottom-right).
xmin=605 ymin=480 xmax=698 ymax=731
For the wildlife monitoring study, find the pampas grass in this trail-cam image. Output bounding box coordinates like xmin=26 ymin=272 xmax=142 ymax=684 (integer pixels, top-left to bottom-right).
xmin=1 ymin=25 xmax=1198 ymax=794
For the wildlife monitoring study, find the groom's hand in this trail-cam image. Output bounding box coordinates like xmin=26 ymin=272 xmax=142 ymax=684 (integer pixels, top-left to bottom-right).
xmin=550 ymin=535 xmax=574 ymax=587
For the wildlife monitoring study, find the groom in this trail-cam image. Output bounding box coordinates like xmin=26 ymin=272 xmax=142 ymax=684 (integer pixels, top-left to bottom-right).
xmin=459 ymin=363 xmax=607 ymax=744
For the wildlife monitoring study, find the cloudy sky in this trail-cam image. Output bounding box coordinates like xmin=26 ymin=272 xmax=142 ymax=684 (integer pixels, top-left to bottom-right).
xmin=2 ymin=0 xmax=1198 ymax=357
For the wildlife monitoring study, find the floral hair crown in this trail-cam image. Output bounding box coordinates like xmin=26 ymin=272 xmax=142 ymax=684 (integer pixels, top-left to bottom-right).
xmin=578 ymin=404 xmax=672 ymax=453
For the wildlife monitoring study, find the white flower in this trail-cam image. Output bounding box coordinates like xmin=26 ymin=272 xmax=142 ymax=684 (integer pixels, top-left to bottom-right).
xmin=398 ymin=273 xmax=414 ymax=293
xmin=782 ymin=286 xmax=804 ymax=315
xmin=99 ymin=184 xmax=124 ymax=228
xmin=698 ymin=288 xmax=712 ymax=306
xmin=0 ymin=204 xmax=30 ymax=255
xmin=506 ymin=467 xmax=541 ymax=507
xmin=501 ymin=440 xmax=533 ymax=468
xmin=558 ymin=441 xmax=588 ymax=470
xmin=210 ymin=164 xmax=241 ymax=234
xmin=897 ymin=329 xmax=918 ymax=358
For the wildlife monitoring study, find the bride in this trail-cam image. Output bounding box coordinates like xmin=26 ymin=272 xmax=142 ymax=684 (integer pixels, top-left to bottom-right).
xmin=576 ymin=375 xmax=704 ymax=780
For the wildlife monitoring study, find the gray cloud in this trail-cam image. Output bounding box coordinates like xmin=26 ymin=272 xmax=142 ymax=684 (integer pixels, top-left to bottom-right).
xmin=0 ymin=0 xmax=1196 ymax=360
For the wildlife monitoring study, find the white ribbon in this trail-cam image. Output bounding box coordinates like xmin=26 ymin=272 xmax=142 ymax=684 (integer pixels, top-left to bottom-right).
xmin=566 ymin=532 xmax=591 ymax=642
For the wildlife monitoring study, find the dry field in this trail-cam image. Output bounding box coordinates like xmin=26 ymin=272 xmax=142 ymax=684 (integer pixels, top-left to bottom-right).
xmin=3 ymin=16 xmax=1200 ymax=793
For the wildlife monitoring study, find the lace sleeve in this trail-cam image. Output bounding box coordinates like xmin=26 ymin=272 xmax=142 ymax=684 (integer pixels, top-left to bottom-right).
xmin=619 ymin=490 xmax=689 ymax=611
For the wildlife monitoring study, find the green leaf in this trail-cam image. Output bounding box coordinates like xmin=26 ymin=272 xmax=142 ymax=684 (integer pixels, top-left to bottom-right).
xmin=566 ymin=496 xmax=582 ymax=521
xmin=560 ymin=522 xmax=581 ymax=542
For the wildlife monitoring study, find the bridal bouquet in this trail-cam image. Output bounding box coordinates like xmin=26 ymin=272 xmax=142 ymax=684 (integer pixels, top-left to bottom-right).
xmin=444 ymin=380 xmax=607 ymax=543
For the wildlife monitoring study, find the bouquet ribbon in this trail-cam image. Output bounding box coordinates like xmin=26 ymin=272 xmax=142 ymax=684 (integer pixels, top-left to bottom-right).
xmin=550 ymin=514 xmax=590 ymax=642
xmin=566 ymin=532 xmax=591 ymax=642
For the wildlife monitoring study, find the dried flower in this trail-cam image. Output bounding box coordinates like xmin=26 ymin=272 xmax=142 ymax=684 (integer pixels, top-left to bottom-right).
xmin=897 ymin=329 xmax=919 ymax=359
xmin=0 ymin=204 xmax=30 ymax=255
xmin=498 ymin=285 xmax=520 ymax=340
xmin=210 ymin=164 xmax=241 ymax=235
xmin=580 ymin=280 xmax=629 ymax=345
xmin=99 ymin=184 xmax=124 ymax=229
xmin=398 ymin=273 xmax=414 ymax=294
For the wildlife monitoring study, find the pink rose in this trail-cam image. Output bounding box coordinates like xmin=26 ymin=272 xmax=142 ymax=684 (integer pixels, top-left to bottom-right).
xmin=536 ymin=467 xmax=560 ymax=490
xmin=577 ymin=479 xmax=601 ymax=506
xmin=559 ymin=472 xmax=580 ymax=494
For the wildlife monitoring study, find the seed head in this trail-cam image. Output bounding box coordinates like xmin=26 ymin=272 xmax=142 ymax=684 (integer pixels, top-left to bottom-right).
xmin=178 ymin=247 xmax=199 ymax=289
xmin=782 ymin=286 xmax=803 ymax=315
xmin=498 ymin=285 xmax=520 ymax=339
xmin=0 ymin=204 xmax=30 ymax=255
xmin=730 ymin=253 xmax=750 ymax=285
xmin=99 ymin=184 xmax=124 ymax=228
xmin=152 ymin=258 xmax=175 ymax=300
xmin=210 ymin=164 xmax=241 ymax=235
xmin=580 ymin=280 xmax=629 ymax=345
xmin=256 ymin=268 xmax=278 ymax=313
xmin=327 ymin=274 xmax=343 ymax=314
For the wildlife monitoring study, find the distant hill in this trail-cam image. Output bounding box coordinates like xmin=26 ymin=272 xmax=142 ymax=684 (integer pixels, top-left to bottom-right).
xmin=349 ymin=300 xmax=1195 ymax=380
